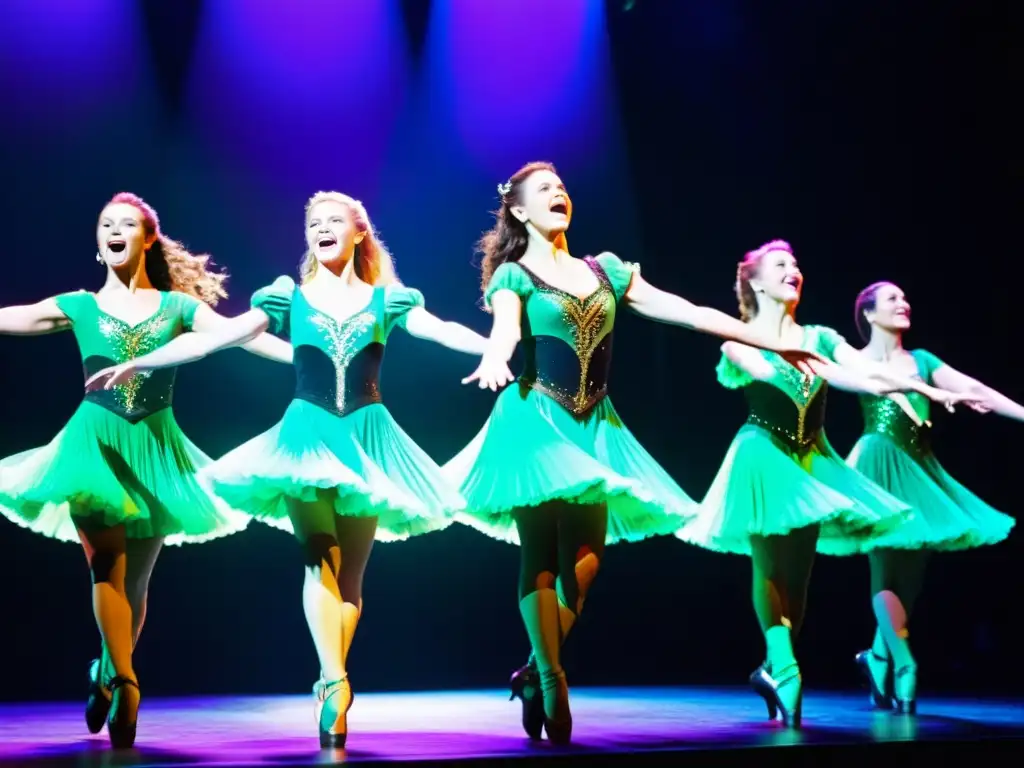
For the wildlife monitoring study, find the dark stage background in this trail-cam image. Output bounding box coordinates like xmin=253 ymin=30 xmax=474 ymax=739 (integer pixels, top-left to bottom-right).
xmin=0 ymin=1 xmax=1018 ymax=701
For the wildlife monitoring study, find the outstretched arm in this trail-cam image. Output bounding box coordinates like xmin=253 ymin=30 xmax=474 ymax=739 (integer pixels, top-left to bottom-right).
xmin=402 ymin=306 xmax=489 ymax=355
xmin=931 ymin=361 xmax=1024 ymax=422
xmin=725 ymin=341 xmax=885 ymax=396
xmin=461 ymin=289 xmax=519 ymax=391
xmin=831 ymin=342 xmax=969 ymax=410
xmin=191 ymin=304 xmax=292 ymax=364
xmin=85 ymin=309 xmax=271 ymax=391
xmin=811 ymin=361 xmax=899 ymax=396
xmin=0 ymin=298 xmax=70 ymax=336
xmin=623 ymin=273 xmax=823 ymax=371
xmin=723 ymin=341 xmax=927 ymax=425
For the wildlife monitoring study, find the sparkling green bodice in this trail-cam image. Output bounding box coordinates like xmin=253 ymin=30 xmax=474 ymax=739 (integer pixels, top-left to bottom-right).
xmin=514 ymin=257 xmax=618 ymax=415
xmin=744 ymin=359 xmax=828 ymax=452
xmin=716 ymin=325 xmax=847 ymax=453
xmin=56 ymin=291 xmax=199 ymax=423
xmin=483 ymin=253 xmax=639 ymax=416
xmin=289 ymin=286 xmax=386 ymax=417
xmin=858 ymin=351 xmax=934 ymax=455
xmin=251 ymin=276 xmax=426 ymax=419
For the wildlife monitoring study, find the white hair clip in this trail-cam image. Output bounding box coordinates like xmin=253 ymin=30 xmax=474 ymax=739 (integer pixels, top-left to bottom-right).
xmin=497 ymin=181 xmax=512 ymax=197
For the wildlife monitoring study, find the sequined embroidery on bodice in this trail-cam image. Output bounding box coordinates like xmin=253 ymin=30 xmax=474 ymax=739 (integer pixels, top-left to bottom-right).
xmin=289 ymin=287 xmax=385 ymax=418
xmin=78 ymin=293 xmax=184 ymax=423
xmin=858 ymin=356 xmax=932 ymax=455
xmin=515 ymin=257 xmax=616 ymax=416
xmin=743 ymin=330 xmax=828 ymax=453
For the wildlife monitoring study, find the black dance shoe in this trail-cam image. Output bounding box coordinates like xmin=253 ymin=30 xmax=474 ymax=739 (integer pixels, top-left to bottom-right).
xmin=85 ymin=658 xmax=112 ymax=734
xmin=106 ymin=676 xmax=140 ymax=749
xmin=509 ymin=660 xmax=544 ymax=740
xmin=749 ymin=663 xmax=802 ymax=728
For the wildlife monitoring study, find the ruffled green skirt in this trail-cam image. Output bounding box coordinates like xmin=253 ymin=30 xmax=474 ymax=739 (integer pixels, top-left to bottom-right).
xmin=677 ymin=424 xmax=909 ymax=556
xmin=442 ymin=386 xmax=697 ymax=545
xmin=202 ymin=400 xmax=461 ymax=542
xmin=847 ymin=434 xmax=1014 ymax=551
xmin=0 ymin=402 xmax=246 ymax=544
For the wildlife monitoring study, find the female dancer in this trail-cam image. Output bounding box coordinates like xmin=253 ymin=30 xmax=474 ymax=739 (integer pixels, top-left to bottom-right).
xmin=848 ymin=281 xmax=1018 ymax=713
xmin=676 ymin=241 xmax=972 ymax=727
xmin=87 ymin=190 xmax=495 ymax=749
xmin=444 ymin=162 xmax=824 ymax=745
xmin=0 ymin=192 xmax=290 ymax=748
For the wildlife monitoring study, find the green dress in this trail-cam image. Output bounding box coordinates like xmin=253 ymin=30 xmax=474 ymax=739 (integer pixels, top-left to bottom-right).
xmin=847 ymin=349 xmax=1015 ymax=550
xmin=0 ymin=290 xmax=246 ymax=544
xmin=443 ymin=253 xmax=697 ymax=545
xmin=202 ymin=277 xmax=462 ymax=541
xmin=677 ymin=325 xmax=910 ymax=556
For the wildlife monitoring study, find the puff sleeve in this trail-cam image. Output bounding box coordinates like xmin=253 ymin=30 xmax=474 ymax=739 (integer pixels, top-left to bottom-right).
xmin=251 ymin=276 xmax=296 ymax=336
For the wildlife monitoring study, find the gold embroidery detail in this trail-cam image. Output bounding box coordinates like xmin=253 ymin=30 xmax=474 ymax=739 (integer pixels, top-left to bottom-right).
xmin=98 ymin=313 xmax=169 ymax=413
xmin=766 ymin=354 xmax=825 ymax=445
xmin=518 ymin=261 xmax=614 ymax=415
xmin=310 ymin=312 xmax=377 ymax=414
xmin=553 ymin=292 xmax=610 ymax=414
xmin=747 ymin=413 xmax=818 ymax=451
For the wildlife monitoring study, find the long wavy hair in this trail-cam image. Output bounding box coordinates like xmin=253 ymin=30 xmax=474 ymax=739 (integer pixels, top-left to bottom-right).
xmin=108 ymin=192 xmax=228 ymax=305
xmin=734 ymin=239 xmax=794 ymax=322
xmin=300 ymin=192 xmax=397 ymax=286
xmin=476 ymin=161 xmax=557 ymax=297
xmin=853 ymin=281 xmax=894 ymax=342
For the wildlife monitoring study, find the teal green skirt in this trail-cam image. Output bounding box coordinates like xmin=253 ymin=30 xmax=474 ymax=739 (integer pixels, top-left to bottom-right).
xmin=677 ymin=425 xmax=910 ymax=556
xmin=0 ymin=402 xmax=246 ymax=544
xmin=203 ymin=400 xmax=462 ymax=542
xmin=442 ymin=386 xmax=697 ymax=545
xmin=846 ymin=433 xmax=1014 ymax=551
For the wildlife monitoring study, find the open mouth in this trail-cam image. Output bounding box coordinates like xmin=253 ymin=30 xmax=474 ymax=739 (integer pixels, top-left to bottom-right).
xmin=783 ymin=277 xmax=801 ymax=288
xmin=317 ymin=236 xmax=337 ymax=250
xmin=549 ymin=200 xmax=568 ymax=216
xmin=107 ymin=240 xmax=126 ymax=254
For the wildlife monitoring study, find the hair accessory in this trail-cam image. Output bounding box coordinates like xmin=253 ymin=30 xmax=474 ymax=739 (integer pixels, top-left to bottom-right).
xmin=497 ymin=181 xmax=512 ymax=197
xmin=96 ymin=252 xmax=103 ymax=263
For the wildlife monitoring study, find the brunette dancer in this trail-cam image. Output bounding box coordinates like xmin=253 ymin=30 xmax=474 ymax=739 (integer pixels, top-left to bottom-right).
xmin=848 ymin=281 xmax=1018 ymax=713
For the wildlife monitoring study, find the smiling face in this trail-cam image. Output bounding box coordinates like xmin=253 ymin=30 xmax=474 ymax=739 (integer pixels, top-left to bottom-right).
xmin=509 ymin=168 xmax=571 ymax=239
xmin=96 ymin=202 xmax=152 ymax=269
xmin=866 ymin=282 xmax=912 ymax=332
xmin=306 ymin=198 xmax=365 ymax=267
xmin=750 ymin=247 xmax=803 ymax=305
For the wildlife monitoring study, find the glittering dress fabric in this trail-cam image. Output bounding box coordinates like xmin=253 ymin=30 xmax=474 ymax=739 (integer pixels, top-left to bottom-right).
xmin=677 ymin=325 xmax=910 ymax=557
xmin=846 ymin=348 xmax=1014 ymax=551
xmin=200 ymin=277 xmax=462 ymax=542
xmin=443 ymin=253 xmax=698 ymax=546
xmin=0 ymin=291 xmax=246 ymax=544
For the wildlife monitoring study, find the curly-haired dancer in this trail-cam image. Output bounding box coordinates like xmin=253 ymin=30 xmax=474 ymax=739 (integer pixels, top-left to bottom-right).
xmin=87 ymin=191 xmax=489 ymax=749
xmin=0 ymin=193 xmax=290 ymax=749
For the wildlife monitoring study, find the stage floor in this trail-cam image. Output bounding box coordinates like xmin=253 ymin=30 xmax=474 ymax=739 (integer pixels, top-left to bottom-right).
xmin=1 ymin=686 xmax=1021 ymax=767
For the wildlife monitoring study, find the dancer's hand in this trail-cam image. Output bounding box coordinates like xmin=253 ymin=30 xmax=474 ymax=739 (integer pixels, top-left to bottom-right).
xmin=772 ymin=347 xmax=829 ymax=377
xmin=85 ymin=362 xmax=139 ymax=392
xmin=958 ymin=392 xmax=994 ymax=414
xmin=462 ymin=353 xmax=515 ymax=392
xmin=924 ymin=387 xmax=985 ymax=413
